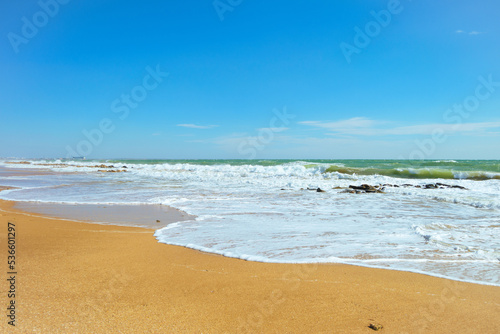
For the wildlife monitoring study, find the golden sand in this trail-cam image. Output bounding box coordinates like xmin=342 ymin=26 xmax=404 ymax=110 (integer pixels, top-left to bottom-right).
xmin=0 ymin=198 xmax=499 ymax=333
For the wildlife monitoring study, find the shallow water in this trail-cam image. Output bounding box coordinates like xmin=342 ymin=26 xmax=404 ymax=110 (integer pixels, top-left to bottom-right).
xmin=14 ymin=201 xmax=192 ymax=228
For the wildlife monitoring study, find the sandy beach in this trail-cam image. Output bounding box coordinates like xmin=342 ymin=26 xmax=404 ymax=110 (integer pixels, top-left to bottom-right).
xmin=3 ymin=0 xmax=500 ymax=332
xmin=0 ymin=195 xmax=499 ymax=333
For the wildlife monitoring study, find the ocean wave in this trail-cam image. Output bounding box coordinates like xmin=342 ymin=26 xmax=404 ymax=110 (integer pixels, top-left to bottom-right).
xmin=323 ymin=165 xmax=500 ymax=180
xmin=3 ymin=158 xmax=500 ymax=180
xmin=2 ymin=158 xmax=500 ymax=286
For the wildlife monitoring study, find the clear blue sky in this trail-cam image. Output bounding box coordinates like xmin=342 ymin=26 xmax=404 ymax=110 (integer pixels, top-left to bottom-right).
xmin=1 ymin=0 xmax=499 ymax=159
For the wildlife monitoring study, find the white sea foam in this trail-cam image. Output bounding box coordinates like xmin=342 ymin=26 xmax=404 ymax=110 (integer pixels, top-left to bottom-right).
xmin=1 ymin=159 xmax=499 ymax=285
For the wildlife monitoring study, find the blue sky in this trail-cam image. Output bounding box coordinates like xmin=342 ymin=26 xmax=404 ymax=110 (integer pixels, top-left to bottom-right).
xmin=1 ymin=0 xmax=499 ymax=159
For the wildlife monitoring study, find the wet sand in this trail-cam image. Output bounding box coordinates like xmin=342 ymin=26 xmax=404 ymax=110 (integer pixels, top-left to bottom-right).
xmin=0 ymin=166 xmax=56 ymax=177
xmin=0 ymin=197 xmax=499 ymax=333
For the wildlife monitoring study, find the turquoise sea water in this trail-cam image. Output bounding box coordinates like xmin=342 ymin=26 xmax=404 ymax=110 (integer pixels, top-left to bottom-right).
xmin=94 ymin=159 xmax=500 ymax=179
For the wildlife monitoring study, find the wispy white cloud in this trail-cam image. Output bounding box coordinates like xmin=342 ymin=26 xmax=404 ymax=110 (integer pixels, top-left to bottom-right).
xmin=206 ymin=132 xmax=410 ymax=159
xmin=300 ymin=117 xmax=500 ymax=136
xmin=177 ymin=124 xmax=218 ymax=129
xmin=299 ymin=117 xmax=385 ymax=136
xmin=456 ymin=29 xmax=485 ymax=35
xmin=299 ymin=117 xmax=379 ymax=132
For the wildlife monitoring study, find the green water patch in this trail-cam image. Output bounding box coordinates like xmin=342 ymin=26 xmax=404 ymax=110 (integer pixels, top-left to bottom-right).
xmin=323 ymin=165 xmax=500 ymax=180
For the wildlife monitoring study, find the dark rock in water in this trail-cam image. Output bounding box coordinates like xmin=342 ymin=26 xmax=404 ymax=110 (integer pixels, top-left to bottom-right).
xmin=317 ymin=188 xmax=326 ymax=192
xmin=348 ymin=184 xmax=384 ymax=194
xmin=281 ymin=188 xmax=285 ymax=191
xmin=413 ymin=183 xmax=468 ymax=190
xmin=97 ymin=169 xmax=127 ymax=173
xmin=332 ymin=186 xmax=344 ymax=189
xmin=350 ymin=184 xmax=378 ymax=192
xmin=343 ymin=182 xmax=470 ymax=194
xmin=122 ymin=166 xmax=128 ymax=168
xmin=156 ymin=220 xmax=160 ymax=223
xmin=346 ymin=183 xmax=469 ymax=192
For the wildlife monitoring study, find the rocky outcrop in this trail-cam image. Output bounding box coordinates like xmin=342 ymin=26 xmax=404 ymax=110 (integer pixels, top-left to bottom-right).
xmin=336 ymin=182 xmax=468 ymax=194
xmin=348 ymin=184 xmax=385 ymax=193
xmin=383 ymin=183 xmax=468 ymax=190
xmin=94 ymin=164 xmax=115 ymax=168
xmin=5 ymin=161 xmax=31 ymax=164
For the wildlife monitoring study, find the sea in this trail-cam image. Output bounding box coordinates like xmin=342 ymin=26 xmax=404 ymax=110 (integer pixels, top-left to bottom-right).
xmin=0 ymin=159 xmax=499 ymax=286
